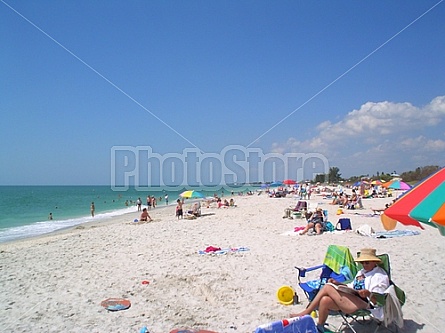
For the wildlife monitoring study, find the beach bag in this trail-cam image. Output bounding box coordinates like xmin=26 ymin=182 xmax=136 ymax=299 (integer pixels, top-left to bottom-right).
xmin=324 ymin=221 xmax=335 ymax=232
xmin=356 ymin=224 xmax=374 ymax=237
xmin=336 ymin=218 xmax=352 ymax=231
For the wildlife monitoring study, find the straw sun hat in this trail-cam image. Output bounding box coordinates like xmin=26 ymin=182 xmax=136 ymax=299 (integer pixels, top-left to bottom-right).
xmin=354 ymin=248 xmax=381 ymax=263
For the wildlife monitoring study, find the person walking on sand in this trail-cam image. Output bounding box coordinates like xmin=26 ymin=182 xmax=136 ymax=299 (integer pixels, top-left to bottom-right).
xmin=90 ymin=202 xmax=95 ymax=217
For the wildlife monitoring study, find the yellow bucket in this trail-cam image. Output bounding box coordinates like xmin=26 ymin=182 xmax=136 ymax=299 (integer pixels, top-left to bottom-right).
xmin=276 ymin=285 xmax=295 ymax=305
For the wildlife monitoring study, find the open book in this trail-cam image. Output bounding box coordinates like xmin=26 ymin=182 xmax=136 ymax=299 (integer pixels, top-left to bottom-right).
xmin=326 ymin=282 xmax=360 ymax=296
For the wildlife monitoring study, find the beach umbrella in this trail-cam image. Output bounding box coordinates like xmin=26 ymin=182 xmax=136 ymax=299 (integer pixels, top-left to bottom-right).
xmin=179 ymin=190 xmax=205 ymax=199
xmin=283 ymin=179 xmax=296 ymax=185
xmin=380 ymin=168 xmax=445 ymax=236
xmin=386 ymin=180 xmax=411 ymax=190
xmin=371 ymin=180 xmax=385 ymax=185
xmin=353 ymin=180 xmax=369 ymax=187
xmin=382 ymin=179 xmax=395 ymax=188
xmin=270 ymin=181 xmax=283 ymax=187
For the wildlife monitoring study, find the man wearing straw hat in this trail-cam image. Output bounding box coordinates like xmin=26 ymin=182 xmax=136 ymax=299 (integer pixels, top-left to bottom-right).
xmin=290 ymin=248 xmax=389 ymax=333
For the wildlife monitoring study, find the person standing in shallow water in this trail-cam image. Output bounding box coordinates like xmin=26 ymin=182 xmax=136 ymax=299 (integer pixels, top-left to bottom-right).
xmin=137 ymin=198 xmax=142 ymax=211
xmin=90 ymin=202 xmax=95 ymax=217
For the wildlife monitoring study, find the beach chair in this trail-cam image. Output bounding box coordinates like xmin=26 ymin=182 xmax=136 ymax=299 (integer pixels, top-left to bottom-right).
xmin=336 ymin=252 xmax=405 ymax=333
xmin=292 ymin=200 xmax=308 ymax=218
xmin=296 ymin=247 xmax=405 ymax=333
xmin=283 ymin=201 xmax=307 ymax=219
xmin=294 ymin=200 xmax=308 ymax=211
xmin=335 ymin=218 xmax=352 ymax=231
xmin=295 ymin=245 xmax=357 ymax=302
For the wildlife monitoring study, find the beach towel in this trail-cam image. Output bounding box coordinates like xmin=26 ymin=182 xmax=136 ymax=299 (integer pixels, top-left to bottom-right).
xmin=198 ymin=247 xmax=250 ymax=255
xmin=323 ymin=245 xmax=357 ymax=280
xmin=205 ymin=246 xmax=221 ymax=252
xmin=374 ymin=230 xmax=421 ymax=238
xmin=356 ymin=224 xmax=375 ymax=237
xmin=280 ymin=227 xmax=307 ymax=236
xmin=383 ymin=285 xmax=404 ymax=328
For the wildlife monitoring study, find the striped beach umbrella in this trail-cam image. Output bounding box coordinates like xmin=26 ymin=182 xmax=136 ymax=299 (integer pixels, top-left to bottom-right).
xmin=179 ymin=190 xmax=206 ymax=199
xmin=382 ymin=179 xmax=410 ymax=190
xmin=386 ymin=180 xmax=411 ymax=190
xmin=380 ymin=168 xmax=445 ymax=236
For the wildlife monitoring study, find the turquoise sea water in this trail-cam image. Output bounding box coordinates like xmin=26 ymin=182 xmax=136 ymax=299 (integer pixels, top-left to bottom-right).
xmin=0 ymin=186 xmax=253 ymax=243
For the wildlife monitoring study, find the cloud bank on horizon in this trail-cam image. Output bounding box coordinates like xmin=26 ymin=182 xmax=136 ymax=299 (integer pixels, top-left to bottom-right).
xmin=272 ymin=95 xmax=445 ymax=178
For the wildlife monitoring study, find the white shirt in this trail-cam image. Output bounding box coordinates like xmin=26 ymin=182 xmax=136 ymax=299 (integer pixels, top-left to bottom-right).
xmin=349 ymin=265 xmax=390 ymax=320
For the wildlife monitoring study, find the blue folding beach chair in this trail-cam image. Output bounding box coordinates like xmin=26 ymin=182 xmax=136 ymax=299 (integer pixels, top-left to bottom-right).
xmin=295 ymin=245 xmax=357 ymax=302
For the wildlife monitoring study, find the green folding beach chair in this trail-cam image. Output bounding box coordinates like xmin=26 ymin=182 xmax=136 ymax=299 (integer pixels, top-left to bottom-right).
xmin=335 ymin=252 xmax=405 ymax=333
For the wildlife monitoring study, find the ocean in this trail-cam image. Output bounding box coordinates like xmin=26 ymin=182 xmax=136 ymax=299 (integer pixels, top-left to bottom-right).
xmin=0 ymin=185 xmax=253 ymax=243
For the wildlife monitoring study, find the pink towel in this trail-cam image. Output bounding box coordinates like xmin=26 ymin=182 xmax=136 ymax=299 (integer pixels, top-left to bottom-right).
xmin=205 ymin=246 xmax=221 ymax=253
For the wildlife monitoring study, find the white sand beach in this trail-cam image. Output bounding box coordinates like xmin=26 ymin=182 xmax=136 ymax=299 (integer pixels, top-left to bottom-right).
xmin=0 ymin=192 xmax=443 ymax=333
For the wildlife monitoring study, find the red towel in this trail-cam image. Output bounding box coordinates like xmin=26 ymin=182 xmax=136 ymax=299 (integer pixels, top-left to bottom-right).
xmin=205 ymin=246 xmax=221 ymax=252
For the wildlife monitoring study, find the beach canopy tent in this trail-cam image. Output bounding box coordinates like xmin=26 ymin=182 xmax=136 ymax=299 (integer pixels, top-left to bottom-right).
xmin=381 ymin=167 xmax=445 ymax=236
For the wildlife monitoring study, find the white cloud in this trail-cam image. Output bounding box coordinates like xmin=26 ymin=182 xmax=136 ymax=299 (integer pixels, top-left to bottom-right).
xmin=272 ymin=96 xmax=445 ymax=177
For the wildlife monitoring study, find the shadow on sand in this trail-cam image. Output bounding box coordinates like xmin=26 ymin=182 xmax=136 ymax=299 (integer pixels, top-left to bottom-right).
xmin=345 ymin=319 xmax=425 ymax=333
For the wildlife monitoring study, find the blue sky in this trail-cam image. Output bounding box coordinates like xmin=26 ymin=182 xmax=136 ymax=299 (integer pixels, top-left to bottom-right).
xmin=1 ymin=1 xmax=445 ymax=185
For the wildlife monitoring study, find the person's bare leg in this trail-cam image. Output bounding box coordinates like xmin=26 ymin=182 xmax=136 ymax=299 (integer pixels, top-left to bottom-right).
xmin=299 ymin=222 xmax=314 ymax=235
xmin=315 ymin=223 xmax=322 ymax=235
xmin=290 ymin=284 xmax=367 ymax=319
xmin=317 ymin=295 xmax=339 ymax=325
